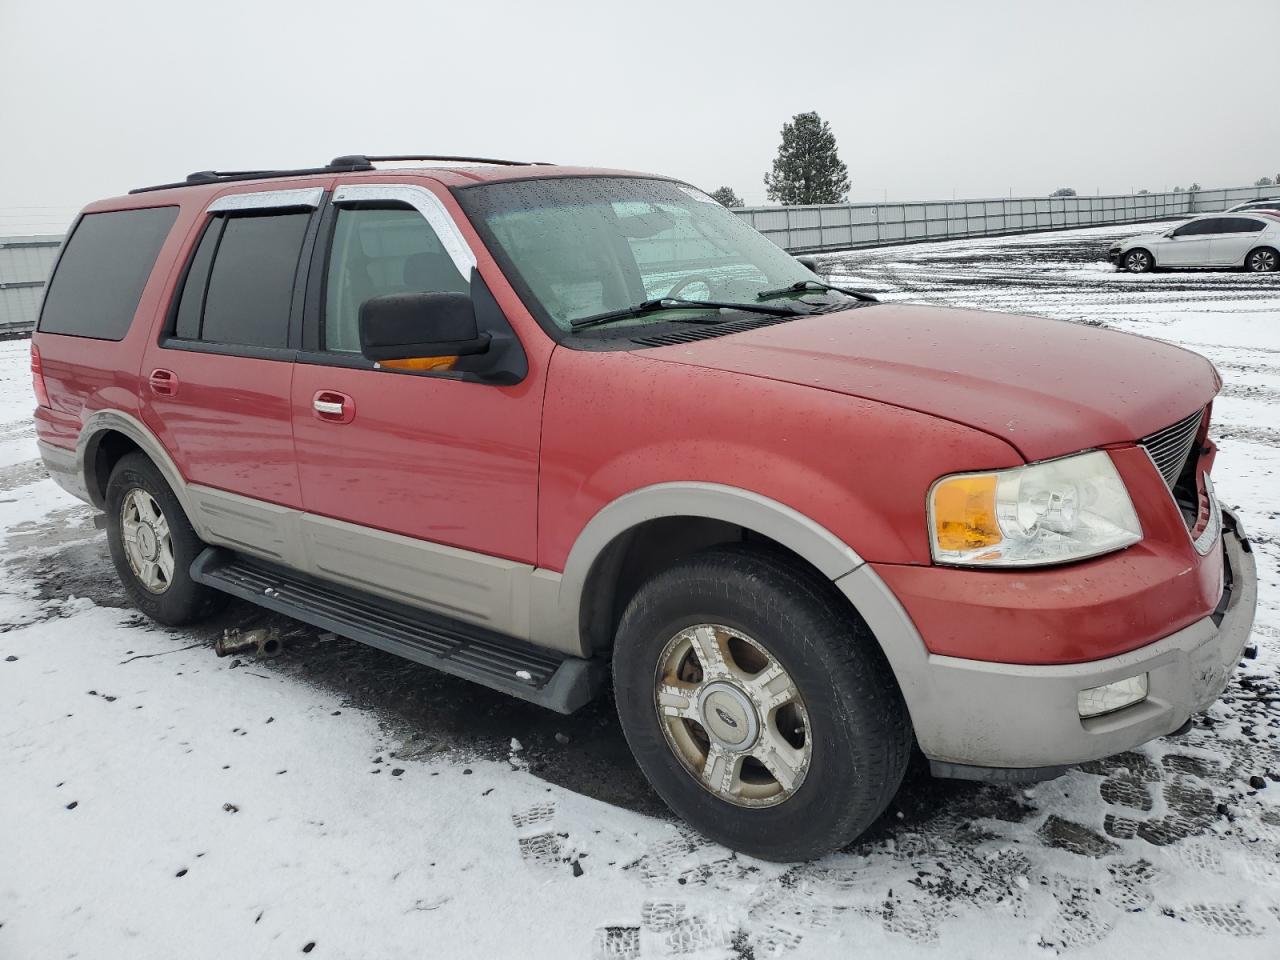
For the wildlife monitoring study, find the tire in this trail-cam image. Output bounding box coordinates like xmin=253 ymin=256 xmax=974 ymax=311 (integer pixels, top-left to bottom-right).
xmin=612 ymin=545 xmax=911 ymax=861
xmin=1246 ymin=246 xmax=1278 ymax=273
xmin=104 ymin=452 xmax=224 ymax=625
xmin=1123 ymin=248 xmax=1153 ymax=273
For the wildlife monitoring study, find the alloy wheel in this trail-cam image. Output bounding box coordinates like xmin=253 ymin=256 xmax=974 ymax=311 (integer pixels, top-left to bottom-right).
xmin=120 ymin=488 xmax=175 ymax=594
xmin=654 ymin=623 xmax=811 ymax=807
xmin=1248 ymin=249 xmax=1278 ymax=273
xmin=1126 ymin=251 xmax=1151 ymax=273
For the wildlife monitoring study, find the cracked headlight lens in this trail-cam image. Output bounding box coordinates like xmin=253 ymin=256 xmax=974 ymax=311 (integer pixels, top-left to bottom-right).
xmin=928 ymin=450 xmax=1142 ymax=567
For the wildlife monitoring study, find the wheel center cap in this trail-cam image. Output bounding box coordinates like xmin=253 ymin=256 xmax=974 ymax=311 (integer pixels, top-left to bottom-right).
xmin=699 ymin=682 xmax=760 ymax=752
xmin=137 ymin=523 xmax=158 ymax=561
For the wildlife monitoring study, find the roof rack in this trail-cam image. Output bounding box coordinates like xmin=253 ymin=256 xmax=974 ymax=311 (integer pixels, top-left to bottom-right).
xmin=129 ymin=153 xmax=550 ymax=194
xmin=356 ymin=154 xmax=548 ymax=167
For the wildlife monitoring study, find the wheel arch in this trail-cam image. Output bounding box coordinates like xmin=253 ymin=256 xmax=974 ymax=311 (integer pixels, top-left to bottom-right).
xmin=77 ymin=410 xmax=191 ymax=517
xmin=549 ymin=483 xmax=865 ymax=658
xmin=1125 ymin=246 xmax=1154 ymax=270
xmin=1246 ymin=244 xmax=1279 ymax=271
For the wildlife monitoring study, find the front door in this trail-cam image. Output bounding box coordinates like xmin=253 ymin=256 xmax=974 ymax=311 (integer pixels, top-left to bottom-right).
xmin=289 ymin=182 xmax=543 ymax=624
xmin=1158 ymin=218 xmax=1217 ymax=266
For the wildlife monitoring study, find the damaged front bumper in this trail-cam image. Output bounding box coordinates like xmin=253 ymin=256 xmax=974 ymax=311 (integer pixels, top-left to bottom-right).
xmin=923 ymin=508 xmax=1257 ymax=781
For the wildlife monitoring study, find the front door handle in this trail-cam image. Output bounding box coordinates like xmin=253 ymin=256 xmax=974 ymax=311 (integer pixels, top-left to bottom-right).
xmin=149 ymin=368 xmax=178 ymax=397
xmin=312 ymin=390 xmax=355 ymax=424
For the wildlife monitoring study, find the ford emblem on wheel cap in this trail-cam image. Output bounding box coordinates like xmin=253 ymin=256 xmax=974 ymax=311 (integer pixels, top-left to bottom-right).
xmin=715 ymin=706 xmax=739 ymax=728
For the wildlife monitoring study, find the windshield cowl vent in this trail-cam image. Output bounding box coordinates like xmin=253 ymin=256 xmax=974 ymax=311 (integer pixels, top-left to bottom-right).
xmin=629 ymin=301 xmax=865 ymax=348
xmin=631 ymin=315 xmax=796 ymax=347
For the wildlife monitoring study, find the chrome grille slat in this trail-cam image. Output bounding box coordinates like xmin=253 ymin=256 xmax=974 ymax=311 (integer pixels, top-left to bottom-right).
xmin=1138 ymin=408 xmax=1204 ymax=489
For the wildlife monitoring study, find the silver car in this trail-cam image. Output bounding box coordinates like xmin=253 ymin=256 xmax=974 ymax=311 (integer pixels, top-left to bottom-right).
xmin=1225 ymin=197 xmax=1280 ymax=214
xmin=1108 ymin=213 xmax=1280 ymax=273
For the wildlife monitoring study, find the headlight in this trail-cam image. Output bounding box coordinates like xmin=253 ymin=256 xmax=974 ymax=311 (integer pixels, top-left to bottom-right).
xmin=928 ymin=450 xmax=1142 ymax=567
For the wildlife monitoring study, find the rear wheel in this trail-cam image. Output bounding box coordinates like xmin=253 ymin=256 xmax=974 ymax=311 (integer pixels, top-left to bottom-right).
xmin=105 ymin=453 xmax=224 ymax=625
xmin=612 ymin=546 xmax=911 ymax=861
xmin=1246 ymin=246 xmax=1278 ymax=273
xmin=1124 ymin=248 xmax=1153 ymax=273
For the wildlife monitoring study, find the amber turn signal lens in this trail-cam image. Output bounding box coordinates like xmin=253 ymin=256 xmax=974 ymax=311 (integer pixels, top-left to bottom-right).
xmin=379 ymin=356 xmax=458 ymax=372
xmin=931 ymin=474 xmax=1001 ymax=553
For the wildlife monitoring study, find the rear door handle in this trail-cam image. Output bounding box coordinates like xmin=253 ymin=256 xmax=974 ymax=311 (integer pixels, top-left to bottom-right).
xmin=148 ymin=368 xmax=178 ymax=397
xmin=312 ymin=390 xmax=355 ymax=424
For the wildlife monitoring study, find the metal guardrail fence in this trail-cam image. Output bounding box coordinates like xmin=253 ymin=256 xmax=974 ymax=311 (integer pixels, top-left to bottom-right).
xmin=0 ymin=235 xmax=62 ymax=337
xmin=1 ymin=185 xmax=1276 ymax=335
xmin=732 ymin=184 xmax=1280 ymax=253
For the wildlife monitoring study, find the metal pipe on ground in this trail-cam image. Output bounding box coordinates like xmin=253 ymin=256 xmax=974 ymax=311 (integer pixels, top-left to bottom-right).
xmin=215 ymin=627 xmax=284 ymax=659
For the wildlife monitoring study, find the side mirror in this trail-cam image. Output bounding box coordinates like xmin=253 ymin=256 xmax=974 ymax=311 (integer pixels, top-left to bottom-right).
xmin=796 ymin=255 xmax=819 ymax=272
xmin=359 ymin=292 xmax=491 ymax=362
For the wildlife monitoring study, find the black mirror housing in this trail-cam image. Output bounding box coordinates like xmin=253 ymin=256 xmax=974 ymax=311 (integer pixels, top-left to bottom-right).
xmin=358 ymin=292 xmax=491 ymax=362
xmin=796 ymin=255 xmax=819 ymax=272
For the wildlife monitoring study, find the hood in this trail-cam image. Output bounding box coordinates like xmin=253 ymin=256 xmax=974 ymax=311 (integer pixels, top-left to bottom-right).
xmin=1117 ymin=229 xmax=1170 ymax=247
xmin=642 ymin=304 xmax=1220 ymax=462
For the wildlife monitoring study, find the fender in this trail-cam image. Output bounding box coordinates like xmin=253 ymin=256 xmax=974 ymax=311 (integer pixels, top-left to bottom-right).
xmin=530 ymin=482 xmax=867 ymax=655
xmin=77 ymin=409 xmax=194 ymax=516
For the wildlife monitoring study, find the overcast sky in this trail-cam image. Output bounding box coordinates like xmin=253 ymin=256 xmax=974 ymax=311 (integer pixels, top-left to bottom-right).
xmin=2 ymin=0 xmax=1278 ymax=233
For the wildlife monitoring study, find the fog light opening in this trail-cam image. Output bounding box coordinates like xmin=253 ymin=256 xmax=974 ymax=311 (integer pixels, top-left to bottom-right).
xmin=1078 ymin=674 xmax=1149 ymax=719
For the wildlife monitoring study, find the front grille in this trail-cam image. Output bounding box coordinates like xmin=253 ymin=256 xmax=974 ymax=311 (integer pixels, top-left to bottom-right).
xmin=1138 ymin=407 xmax=1204 ymax=489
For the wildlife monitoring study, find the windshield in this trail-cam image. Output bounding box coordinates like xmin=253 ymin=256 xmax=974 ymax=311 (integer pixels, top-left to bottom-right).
xmin=455 ymin=177 xmax=817 ymax=333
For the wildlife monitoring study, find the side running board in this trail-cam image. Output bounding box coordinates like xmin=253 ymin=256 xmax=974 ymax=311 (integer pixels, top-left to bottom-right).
xmin=190 ymin=548 xmax=606 ymax=714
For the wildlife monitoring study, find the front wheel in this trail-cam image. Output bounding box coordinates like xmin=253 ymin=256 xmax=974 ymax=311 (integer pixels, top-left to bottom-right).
xmin=1246 ymin=246 xmax=1278 ymax=273
xmin=105 ymin=452 xmax=224 ymax=625
xmin=1124 ymin=248 xmax=1154 ymax=273
xmin=612 ymin=546 xmax=911 ymax=861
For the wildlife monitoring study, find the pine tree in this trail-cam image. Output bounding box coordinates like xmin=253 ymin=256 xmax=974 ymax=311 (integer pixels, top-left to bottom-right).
xmin=1050 ymin=187 xmax=1077 ymax=197
xmin=709 ymin=186 xmax=743 ymax=208
xmin=764 ymin=112 xmax=849 ymax=205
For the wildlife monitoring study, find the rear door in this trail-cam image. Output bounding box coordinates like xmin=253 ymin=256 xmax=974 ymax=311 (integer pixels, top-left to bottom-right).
xmin=1159 ymin=218 xmax=1217 ymax=266
xmin=140 ymin=187 xmax=324 ymax=509
xmin=1208 ymin=216 xmax=1266 ymax=266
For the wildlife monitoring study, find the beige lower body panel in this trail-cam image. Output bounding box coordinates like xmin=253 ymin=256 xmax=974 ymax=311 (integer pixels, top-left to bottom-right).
xmin=838 ymin=514 xmax=1257 ymax=770
xmin=185 ymin=483 xmax=567 ymax=650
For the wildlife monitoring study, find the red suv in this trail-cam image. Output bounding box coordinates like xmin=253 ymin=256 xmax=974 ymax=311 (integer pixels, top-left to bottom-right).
xmin=32 ymin=155 xmax=1258 ymax=861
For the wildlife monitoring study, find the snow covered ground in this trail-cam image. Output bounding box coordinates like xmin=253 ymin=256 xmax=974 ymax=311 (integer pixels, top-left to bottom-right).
xmin=2 ymin=224 xmax=1279 ymax=959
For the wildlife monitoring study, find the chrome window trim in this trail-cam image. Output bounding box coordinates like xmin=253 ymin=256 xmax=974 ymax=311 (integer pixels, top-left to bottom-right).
xmin=207 ymin=187 xmax=324 ymax=212
xmin=331 ymin=183 xmax=477 ymax=278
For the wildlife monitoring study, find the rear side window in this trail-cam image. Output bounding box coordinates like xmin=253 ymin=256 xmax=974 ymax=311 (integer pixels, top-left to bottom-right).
xmin=1220 ymin=217 xmax=1265 ymax=233
xmin=171 ymin=211 xmax=310 ymax=349
xmin=38 ymin=206 xmax=178 ymax=340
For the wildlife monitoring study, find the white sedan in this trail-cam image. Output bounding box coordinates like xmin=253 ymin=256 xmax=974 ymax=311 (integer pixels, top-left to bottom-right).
xmin=1108 ymin=213 xmax=1280 ymax=273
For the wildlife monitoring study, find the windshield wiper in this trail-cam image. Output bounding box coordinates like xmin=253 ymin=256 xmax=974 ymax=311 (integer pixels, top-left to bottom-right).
xmin=757 ymin=279 xmax=879 ymax=303
xmin=569 ymin=297 xmax=809 ymax=331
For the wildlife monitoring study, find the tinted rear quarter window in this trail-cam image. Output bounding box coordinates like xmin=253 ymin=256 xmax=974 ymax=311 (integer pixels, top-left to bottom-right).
xmin=173 ymin=218 xmax=222 ymax=340
xmin=1220 ymin=217 xmax=1264 ymax=233
xmin=38 ymin=206 xmax=179 ymax=340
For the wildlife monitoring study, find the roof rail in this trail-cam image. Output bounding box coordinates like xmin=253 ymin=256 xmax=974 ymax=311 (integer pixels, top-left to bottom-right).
xmin=129 ymin=153 xmax=551 ymax=194
xmin=353 ymin=154 xmax=550 ymax=167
